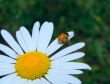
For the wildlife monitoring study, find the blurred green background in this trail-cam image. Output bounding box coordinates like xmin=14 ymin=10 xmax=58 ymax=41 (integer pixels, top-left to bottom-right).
xmin=0 ymin=0 xmax=110 ymax=84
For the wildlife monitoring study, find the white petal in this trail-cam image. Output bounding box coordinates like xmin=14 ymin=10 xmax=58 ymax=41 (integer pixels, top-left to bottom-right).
xmin=32 ymin=79 xmax=42 ymax=84
xmin=48 ymin=74 xmax=81 ymax=84
xmin=8 ymin=74 xmax=30 ymax=84
xmin=32 ymin=21 xmax=40 ymax=50
xmin=49 ymin=68 xmax=82 ymax=75
xmin=0 ymin=68 xmax=15 ymax=76
xmin=45 ymin=74 xmax=67 ymax=84
xmin=37 ymin=22 xmax=54 ymax=53
xmin=50 ymin=42 xmax=85 ymax=60
xmin=12 ymin=78 xmax=42 ymax=84
xmin=2 ymin=75 xmax=42 ymax=84
xmin=1 ymin=30 xmax=23 ymax=55
xmin=48 ymin=69 xmax=83 ymax=75
xmin=0 ymin=74 xmax=16 ymax=84
xmin=40 ymin=78 xmax=50 ymax=84
xmin=52 ymin=52 xmax=85 ymax=64
xmin=8 ymin=74 xmax=41 ymax=84
xmin=0 ymin=44 xmax=17 ymax=58
xmin=52 ymin=62 xmax=91 ymax=70
xmin=46 ymin=31 xmax=74 ymax=55
xmin=20 ymin=26 xmax=35 ymax=51
xmin=64 ymin=75 xmax=81 ymax=84
xmin=16 ymin=31 xmax=29 ymax=52
xmin=0 ymin=62 xmax=15 ymax=69
xmin=0 ymin=55 xmax=16 ymax=63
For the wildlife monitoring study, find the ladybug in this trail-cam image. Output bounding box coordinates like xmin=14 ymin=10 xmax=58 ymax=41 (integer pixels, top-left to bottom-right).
xmin=58 ymin=33 xmax=69 ymax=44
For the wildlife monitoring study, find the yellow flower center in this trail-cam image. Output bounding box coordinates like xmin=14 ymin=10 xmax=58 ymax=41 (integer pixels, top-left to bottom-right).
xmin=15 ymin=51 xmax=51 ymax=80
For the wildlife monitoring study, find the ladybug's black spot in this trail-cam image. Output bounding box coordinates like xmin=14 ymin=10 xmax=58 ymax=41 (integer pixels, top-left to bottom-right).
xmin=64 ymin=32 xmax=69 ymax=36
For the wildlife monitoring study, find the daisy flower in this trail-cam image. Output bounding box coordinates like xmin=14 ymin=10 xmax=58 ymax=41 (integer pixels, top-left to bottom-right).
xmin=0 ymin=21 xmax=91 ymax=84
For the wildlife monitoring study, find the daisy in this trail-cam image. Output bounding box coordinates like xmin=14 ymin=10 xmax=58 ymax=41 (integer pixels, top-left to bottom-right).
xmin=0 ymin=21 xmax=91 ymax=84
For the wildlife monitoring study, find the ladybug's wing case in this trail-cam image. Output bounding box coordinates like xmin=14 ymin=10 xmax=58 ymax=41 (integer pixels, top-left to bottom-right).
xmin=58 ymin=35 xmax=63 ymax=44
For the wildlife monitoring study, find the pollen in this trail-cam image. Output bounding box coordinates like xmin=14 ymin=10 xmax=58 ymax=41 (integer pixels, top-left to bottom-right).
xmin=15 ymin=51 xmax=51 ymax=80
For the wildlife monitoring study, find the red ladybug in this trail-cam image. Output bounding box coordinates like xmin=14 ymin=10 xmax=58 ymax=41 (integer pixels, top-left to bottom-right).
xmin=58 ymin=33 xmax=69 ymax=44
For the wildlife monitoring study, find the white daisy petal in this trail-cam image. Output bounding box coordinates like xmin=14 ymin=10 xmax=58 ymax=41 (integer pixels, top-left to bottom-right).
xmin=64 ymin=75 xmax=81 ymax=84
xmin=10 ymin=77 xmax=41 ymax=84
xmin=0 ymin=62 xmax=15 ymax=69
xmin=16 ymin=31 xmax=29 ymax=52
xmin=49 ymin=67 xmax=83 ymax=74
xmin=48 ymin=69 xmax=83 ymax=75
xmin=37 ymin=22 xmax=54 ymax=53
xmin=0 ymin=55 xmax=16 ymax=63
xmin=50 ymin=42 xmax=85 ymax=60
xmin=45 ymin=74 xmax=67 ymax=84
xmin=40 ymin=78 xmax=51 ymax=84
xmin=0 ymin=44 xmax=17 ymax=58
xmin=0 ymin=68 xmax=15 ymax=76
xmin=8 ymin=74 xmax=30 ymax=84
xmin=48 ymin=73 xmax=81 ymax=84
xmin=0 ymin=73 xmax=16 ymax=84
xmin=52 ymin=52 xmax=85 ymax=64
xmin=12 ymin=79 xmax=41 ymax=84
xmin=52 ymin=62 xmax=91 ymax=70
xmin=32 ymin=79 xmax=42 ymax=84
xmin=1 ymin=30 xmax=23 ymax=55
xmin=9 ymin=74 xmax=41 ymax=84
xmin=32 ymin=21 xmax=40 ymax=50
xmin=46 ymin=31 xmax=74 ymax=55
xmin=20 ymin=26 xmax=35 ymax=51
